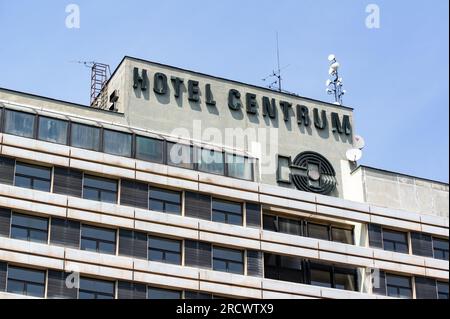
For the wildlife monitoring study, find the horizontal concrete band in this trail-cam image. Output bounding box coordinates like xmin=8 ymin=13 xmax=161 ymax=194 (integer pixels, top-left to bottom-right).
xmin=0 ymin=134 xmax=448 ymax=234
xmin=0 ymin=239 xmax=393 ymax=300
xmin=0 ymin=188 xmax=448 ymax=280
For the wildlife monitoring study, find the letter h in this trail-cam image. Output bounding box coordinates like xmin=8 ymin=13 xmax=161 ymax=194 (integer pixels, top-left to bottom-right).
xmin=133 ymin=68 xmax=148 ymax=91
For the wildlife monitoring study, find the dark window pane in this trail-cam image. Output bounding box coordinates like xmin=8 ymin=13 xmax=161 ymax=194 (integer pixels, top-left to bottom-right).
xmin=437 ymin=281 xmax=449 ymax=299
xmin=10 ymin=213 xmax=48 ymax=244
xmin=263 ymin=215 xmax=278 ymax=232
xmin=212 ymin=199 xmax=242 ymax=226
xmin=149 ymin=236 xmax=180 ymax=253
xmin=83 ymin=175 xmax=117 ymax=203
xmin=334 ymin=269 xmax=357 ymax=291
xmin=71 ymin=123 xmax=100 ymax=151
xmin=310 ymin=266 xmax=332 ymax=288
xmin=103 ymin=130 xmax=132 ymax=157
xmin=149 ymin=187 xmax=181 ymax=215
xmin=198 ymin=148 xmax=225 ymax=175
xmin=226 ymin=154 xmax=253 ymax=181
xmin=38 ymin=116 xmax=68 ymax=145
xmin=308 ymin=223 xmax=329 ymax=241
xmin=213 ymin=247 xmax=242 ymax=262
xmin=278 ymin=217 xmax=302 ymax=236
xmin=383 ymin=229 xmax=409 ymax=254
xmin=332 ymin=228 xmax=353 ymax=244
xmin=213 ymin=247 xmax=244 ymax=275
xmin=79 ymin=277 xmax=115 ymax=299
xmin=386 ymin=274 xmax=412 ymax=298
xmin=136 ymin=136 xmax=164 ymax=163
xmin=433 ymin=238 xmax=449 ymax=261
xmin=7 ymin=266 xmax=45 ymax=298
xmin=14 ymin=163 xmax=51 ymax=192
xmin=148 ymin=236 xmax=181 ymax=265
xmin=167 ymin=142 xmax=193 ymax=169
xmin=4 ymin=110 xmax=35 ymax=138
xmin=11 ymin=213 xmax=48 ymax=231
xmin=148 ymin=287 xmax=181 ymax=299
xmin=81 ymin=225 xmax=116 ymax=255
xmin=14 ymin=175 xmax=31 ymax=188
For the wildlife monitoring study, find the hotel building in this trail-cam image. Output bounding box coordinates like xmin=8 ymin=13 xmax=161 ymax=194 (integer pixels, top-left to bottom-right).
xmin=0 ymin=56 xmax=448 ymax=299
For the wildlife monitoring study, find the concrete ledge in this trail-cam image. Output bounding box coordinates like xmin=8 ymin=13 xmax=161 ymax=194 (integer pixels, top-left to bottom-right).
xmin=135 ymin=220 xmax=198 ymax=240
xmin=133 ymin=260 xmax=198 ymax=279
xmin=70 ymin=158 xmax=135 ymax=180
xmin=0 ymin=291 xmax=40 ymax=299
xmin=64 ymin=261 xmax=132 ymax=281
xmin=199 ymin=269 xmax=262 ymax=289
xmin=420 ymin=224 xmax=449 ymax=237
xmin=199 ymin=183 xmax=258 ymax=202
xmin=0 ymin=249 xmax=64 ymax=270
xmin=70 ymin=147 xmax=136 ymax=170
xmin=135 ymin=208 xmax=199 ymax=230
xmin=316 ymin=194 xmax=370 ymax=213
xmin=262 ymin=279 xmax=322 ymax=298
xmin=0 ymin=238 xmax=64 ymax=259
xmin=0 ymin=195 xmax=67 ymax=218
xmin=199 ymin=231 xmax=260 ymax=250
xmin=199 ymin=220 xmax=260 ymax=240
xmin=68 ymin=209 xmax=134 ymax=229
xmin=317 ymin=205 xmax=370 ymax=223
xmin=2 ymin=145 xmax=69 ymax=167
xmin=65 ymin=248 xmax=133 ymax=270
xmin=0 ymin=183 xmax=67 ymax=207
xmin=134 ymin=271 xmax=199 ymax=291
xmin=199 ymin=281 xmax=262 ymax=299
xmin=68 ymin=197 xmax=134 ymax=219
xmin=261 ymin=231 xmax=319 ymax=250
xmin=259 ymin=184 xmax=316 ymax=203
xmin=370 ymin=205 xmax=421 ymax=223
xmin=200 ymin=172 xmax=259 ymax=192
xmin=2 ymin=134 xmax=70 ymax=157
xmin=261 ymin=242 xmax=319 ymax=259
xmin=370 ymin=215 xmax=421 ymax=232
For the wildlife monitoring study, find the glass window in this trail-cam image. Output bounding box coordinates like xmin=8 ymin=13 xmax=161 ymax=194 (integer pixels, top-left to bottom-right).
xmin=212 ymin=199 xmax=242 ymax=226
xmin=79 ymin=277 xmax=115 ymax=299
xmin=263 ymin=214 xmax=278 ymax=232
xmin=278 ymin=217 xmax=302 ymax=236
xmin=308 ymin=223 xmax=330 ymax=241
xmin=11 ymin=213 xmax=48 ymax=244
xmin=149 ymin=187 xmax=181 ymax=215
xmin=167 ymin=142 xmax=193 ymax=169
xmin=7 ymin=266 xmax=45 ymax=298
xmin=81 ymin=225 xmax=116 ymax=255
xmin=147 ymin=287 xmax=181 ymax=299
xmin=331 ymin=227 xmax=353 ymax=244
xmin=437 ymin=281 xmax=449 ymax=299
xmin=136 ymin=136 xmax=164 ymax=163
xmin=383 ymin=229 xmax=409 ymax=254
xmin=197 ymin=148 xmax=225 ymax=175
xmin=14 ymin=162 xmax=51 ymax=192
xmin=310 ymin=264 xmax=332 ymax=288
xmin=83 ymin=175 xmax=117 ymax=203
xmin=264 ymin=253 xmax=303 ymax=284
xmin=37 ymin=116 xmax=68 ymax=145
xmin=386 ymin=274 xmax=412 ymax=298
xmin=213 ymin=246 xmax=244 ymax=275
xmin=148 ymin=236 xmax=181 ymax=265
xmin=70 ymin=123 xmax=101 ymax=151
xmin=4 ymin=110 xmax=35 ymax=138
xmin=334 ymin=268 xmax=357 ymax=291
xmin=433 ymin=237 xmax=449 ymax=261
xmin=103 ymin=129 xmax=132 ymax=157
xmin=226 ymin=154 xmax=253 ymax=181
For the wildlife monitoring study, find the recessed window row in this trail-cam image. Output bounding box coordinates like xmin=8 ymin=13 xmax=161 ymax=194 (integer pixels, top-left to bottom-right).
xmin=0 ymin=262 xmax=228 ymax=299
xmin=373 ymin=271 xmax=448 ymax=299
xmin=0 ymin=108 xmax=255 ymax=181
xmin=369 ymin=223 xmax=449 ymax=261
xmin=263 ymin=213 xmax=354 ymax=245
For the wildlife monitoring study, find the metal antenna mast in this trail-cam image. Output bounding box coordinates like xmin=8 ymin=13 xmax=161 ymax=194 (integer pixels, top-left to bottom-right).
xmin=262 ymin=32 xmax=286 ymax=92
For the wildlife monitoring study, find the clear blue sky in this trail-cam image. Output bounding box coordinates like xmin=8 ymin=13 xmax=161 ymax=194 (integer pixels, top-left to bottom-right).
xmin=0 ymin=0 xmax=448 ymax=182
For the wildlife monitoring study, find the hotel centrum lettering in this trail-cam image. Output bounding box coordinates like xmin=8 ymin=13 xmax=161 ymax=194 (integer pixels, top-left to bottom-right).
xmin=132 ymin=67 xmax=352 ymax=137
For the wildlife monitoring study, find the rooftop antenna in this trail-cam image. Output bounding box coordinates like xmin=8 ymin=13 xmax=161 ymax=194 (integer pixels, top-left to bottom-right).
xmin=262 ymin=32 xmax=287 ymax=92
xmin=325 ymin=54 xmax=346 ymax=105
xmin=70 ymin=61 xmax=111 ymax=108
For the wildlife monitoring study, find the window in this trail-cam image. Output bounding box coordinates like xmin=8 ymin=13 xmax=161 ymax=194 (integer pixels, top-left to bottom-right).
xmin=383 ymin=229 xmax=409 ymax=254
xmin=197 ymin=148 xmax=225 ymax=175
xmin=213 ymin=246 xmax=244 ymax=275
xmin=103 ymin=129 xmax=132 ymax=157
xmin=70 ymin=123 xmax=100 ymax=151
xmin=10 ymin=213 xmax=48 ymax=243
xmin=79 ymin=277 xmax=115 ymax=299
xmin=226 ymin=154 xmax=253 ymax=181
xmin=81 ymin=225 xmax=116 ymax=255
xmin=7 ymin=266 xmax=45 ymax=297
xmin=4 ymin=110 xmax=35 ymax=138
xmin=333 ymin=268 xmax=357 ymax=291
xmin=83 ymin=175 xmax=117 ymax=203
xmin=147 ymin=287 xmax=181 ymax=299
xmin=437 ymin=281 xmax=449 ymax=299
xmin=263 ymin=215 xmax=302 ymax=236
xmin=14 ymin=162 xmax=51 ymax=192
xmin=386 ymin=274 xmax=412 ymax=298
xmin=309 ymin=263 xmax=356 ymax=291
xmin=167 ymin=142 xmax=193 ymax=169
xmin=433 ymin=237 xmax=449 ymax=261
xmin=149 ymin=187 xmax=181 ymax=215
xmin=37 ymin=116 xmax=68 ymax=145
xmin=309 ymin=263 xmax=332 ymax=288
xmin=331 ymin=227 xmax=353 ymax=245
xmin=135 ymin=136 xmax=164 ymax=163
xmin=307 ymin=223 xmax=329 ymax=241
xmin=212 ymin=199 xmax=242 ymax=226
xmin=264 ymin=253 xmax=303 ymax=283
xmin=148 ymin=236 xmax=181 ymax=265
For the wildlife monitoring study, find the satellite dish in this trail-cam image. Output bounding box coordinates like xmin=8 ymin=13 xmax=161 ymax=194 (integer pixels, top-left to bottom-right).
xmin=353 ymin=135 xmax=366 ymax=150
xmin=328 ymin=54 xmax=336 ymax=62
xmin=346 ymin=149 xmax=363 ymax=162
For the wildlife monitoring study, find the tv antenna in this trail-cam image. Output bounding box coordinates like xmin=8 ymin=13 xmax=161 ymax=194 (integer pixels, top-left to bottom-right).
xmin=262 ymin=32 xmax=289 ymax=92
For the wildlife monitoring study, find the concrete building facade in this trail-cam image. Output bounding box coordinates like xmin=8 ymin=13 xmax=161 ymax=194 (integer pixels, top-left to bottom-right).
xmin=0 ymin=56 xmax=447 ymax=299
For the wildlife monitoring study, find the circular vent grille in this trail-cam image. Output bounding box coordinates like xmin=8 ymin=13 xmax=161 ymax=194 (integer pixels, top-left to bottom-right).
xmin=291 ymin=152 xmax=337 ymax=195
